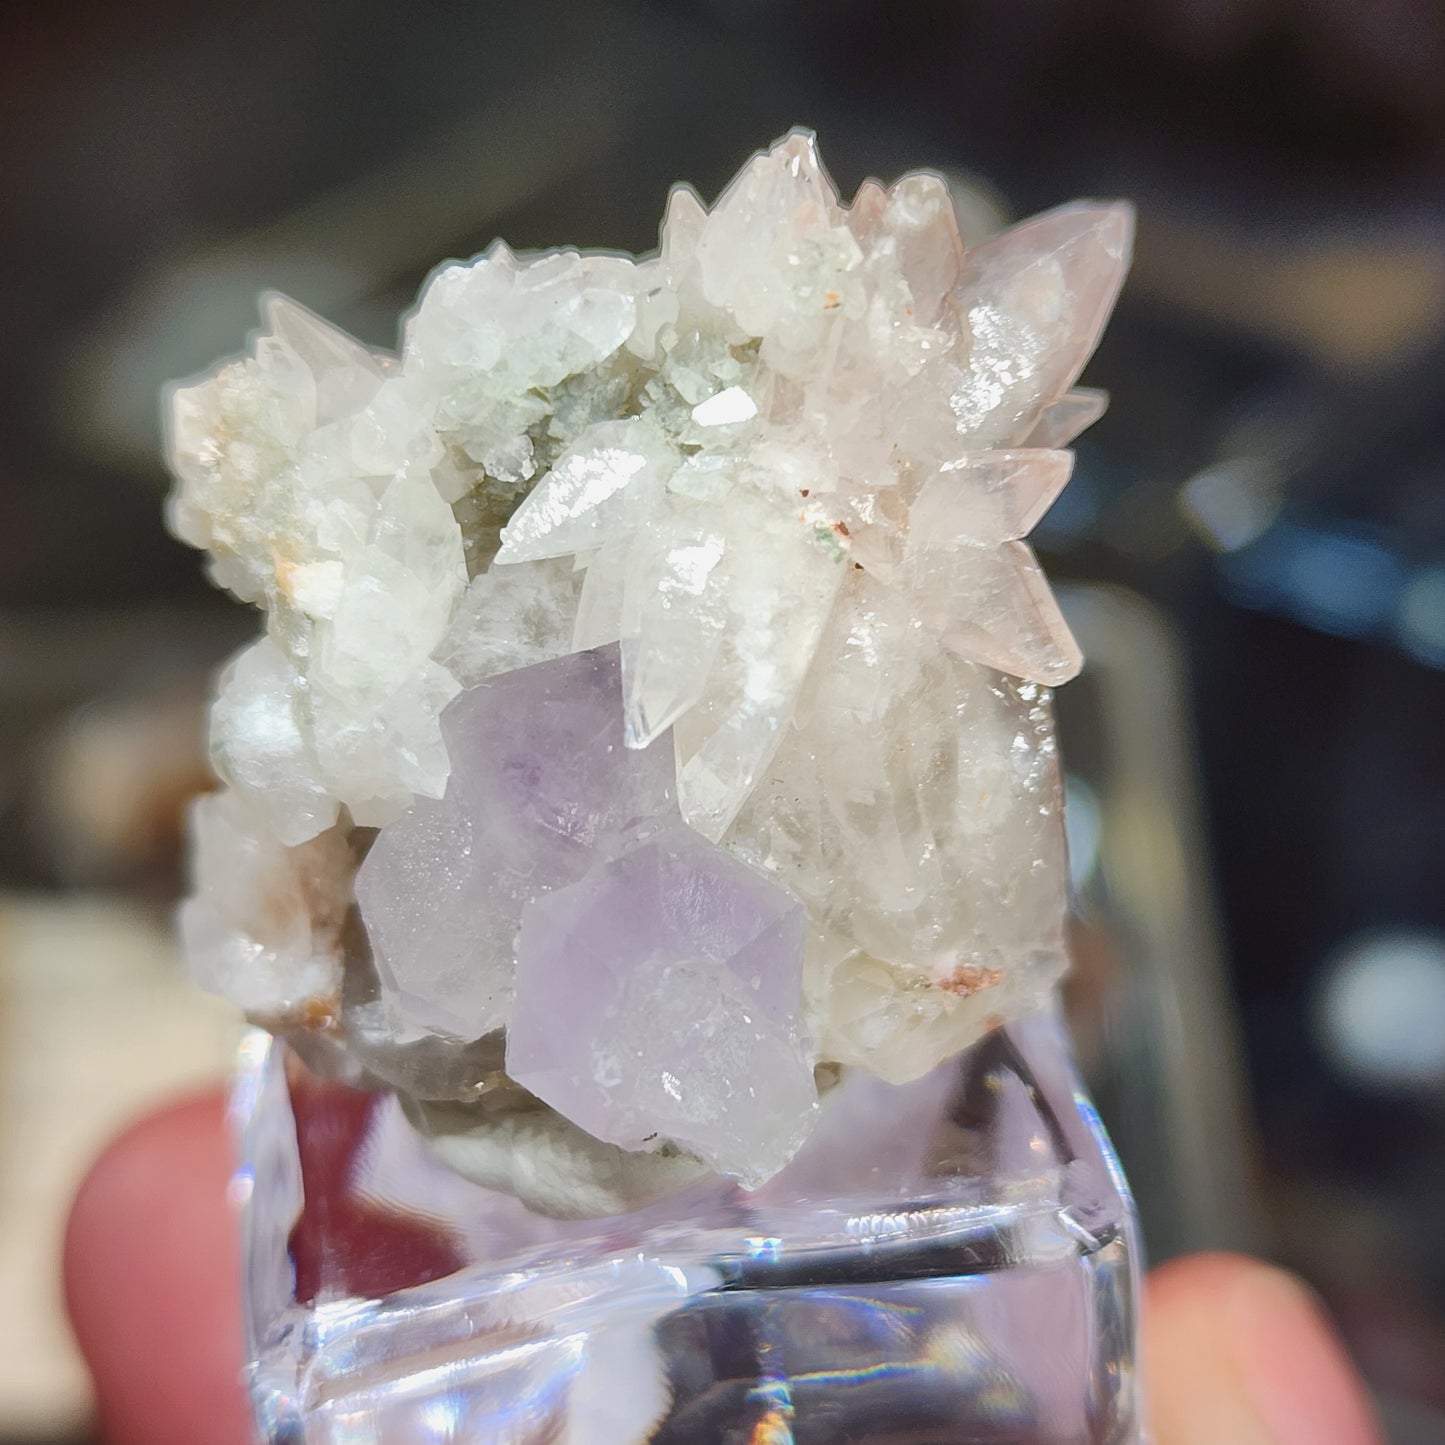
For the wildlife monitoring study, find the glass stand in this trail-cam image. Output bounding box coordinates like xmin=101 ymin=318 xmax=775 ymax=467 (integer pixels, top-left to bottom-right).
xmin=235 ymin=1009 xmax=1142 ymax=1444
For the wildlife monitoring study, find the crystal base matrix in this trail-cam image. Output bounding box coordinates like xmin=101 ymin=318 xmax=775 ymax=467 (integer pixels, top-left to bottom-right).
xmin=237 ymin=1010 xmax=1141 ymax=1444
xmin=172 ymin=135 xmax=1135 ymax=1182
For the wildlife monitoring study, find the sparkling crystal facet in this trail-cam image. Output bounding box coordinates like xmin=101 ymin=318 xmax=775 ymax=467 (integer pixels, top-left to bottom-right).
xmin=507 ymin=825 xmax=815 ymax=1184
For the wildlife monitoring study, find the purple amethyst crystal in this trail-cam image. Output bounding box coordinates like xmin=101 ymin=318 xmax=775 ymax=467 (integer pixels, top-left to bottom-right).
xmin=355 ymin=646 xmax=676 ymax=1041
xmin=506 ymin=825 xmax=816 ymax=1183
xmin=355 ymin=644 xmax=815 ymax=1186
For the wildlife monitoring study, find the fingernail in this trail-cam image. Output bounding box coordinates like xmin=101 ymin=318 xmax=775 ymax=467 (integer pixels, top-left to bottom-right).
xmin=1226 ymin=1266 xmax=1384 ymax=1445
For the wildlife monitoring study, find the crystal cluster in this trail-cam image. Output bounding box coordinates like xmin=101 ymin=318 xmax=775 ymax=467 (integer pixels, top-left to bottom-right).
xmin=171 ymin=132 xmax=1131 ymax=1193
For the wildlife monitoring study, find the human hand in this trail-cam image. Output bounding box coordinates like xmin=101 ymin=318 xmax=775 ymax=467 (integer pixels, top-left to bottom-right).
xmin=64 ymin=1092 xmax=1384 ymax=1445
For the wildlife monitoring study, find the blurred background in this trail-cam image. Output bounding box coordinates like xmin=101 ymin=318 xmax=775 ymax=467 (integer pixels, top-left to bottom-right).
xmin=2 ymin=1 xmax=1444 ymax=1439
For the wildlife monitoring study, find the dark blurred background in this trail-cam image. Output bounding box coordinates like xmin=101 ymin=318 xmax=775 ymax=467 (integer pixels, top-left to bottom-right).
xmin=1 ymin=2 xmax=1443 ymax=1439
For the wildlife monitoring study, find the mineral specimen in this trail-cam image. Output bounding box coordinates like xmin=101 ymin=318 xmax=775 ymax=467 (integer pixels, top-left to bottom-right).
xmin=170 ymin=131 xmax=1132 ymax=1191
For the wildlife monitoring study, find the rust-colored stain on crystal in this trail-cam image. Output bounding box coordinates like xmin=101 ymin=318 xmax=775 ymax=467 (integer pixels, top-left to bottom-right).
xmin=253 ymin=990 xmax=340 ymax=1035
xmin=938 ymin=965 xmax=1003 ymax=998
xmin=299 ymin=993 xmax=339 ymax=1031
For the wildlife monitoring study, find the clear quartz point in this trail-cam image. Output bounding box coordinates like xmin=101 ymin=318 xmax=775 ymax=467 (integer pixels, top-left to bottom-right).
xmin=237 ymin=1008 xmax=1142 ymax=1444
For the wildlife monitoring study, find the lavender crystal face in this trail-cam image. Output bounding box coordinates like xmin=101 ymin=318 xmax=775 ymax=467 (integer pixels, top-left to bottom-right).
xmin=508 ymin=826 xmax=814 ymax=1183
xmin=167 ymin=129 xmax=1143 ymax=1441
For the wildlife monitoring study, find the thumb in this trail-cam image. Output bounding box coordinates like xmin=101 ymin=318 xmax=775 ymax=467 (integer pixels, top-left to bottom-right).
xmin=1143 ymin=1252 xmax=1383 ymax=1445
xmin=63 ymin=1091 xmax=251 ymax=1445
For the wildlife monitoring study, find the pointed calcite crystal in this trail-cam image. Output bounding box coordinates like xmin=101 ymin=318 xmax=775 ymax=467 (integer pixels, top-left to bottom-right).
xmin=730 ymin=569 xmax=1070 ymax=1084
xmin=169 ymin=131 xmax=1132 ymax=1193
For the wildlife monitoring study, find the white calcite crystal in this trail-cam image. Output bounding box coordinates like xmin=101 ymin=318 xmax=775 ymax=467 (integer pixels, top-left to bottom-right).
xmin=730 ymin=568 xmax=1070 ymax=1085
xmin=179 ymin=789 xmax=355 ymax=1022
xmin=169 ymin=132 xmax=1131 ymax=1193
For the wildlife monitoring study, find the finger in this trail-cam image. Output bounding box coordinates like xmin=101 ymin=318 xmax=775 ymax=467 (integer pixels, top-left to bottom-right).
xmin=1144 ymin=1251 xmax=1384 ymax=1445
xmin=63 ymin=1090 xmax=251 ymax=1445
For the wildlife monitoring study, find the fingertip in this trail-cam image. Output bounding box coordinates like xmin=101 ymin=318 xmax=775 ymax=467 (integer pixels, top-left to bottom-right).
xmin=1146 ymin=1249 xmax=1261 ymax=1311
xmin=1144 ymin=1252 xmax=1383 ymax=1445
xmin=64 ymin=1089 xmax=252 ymax=1445
xmin=64 ymin=1090 xmax=230 ymax=1281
